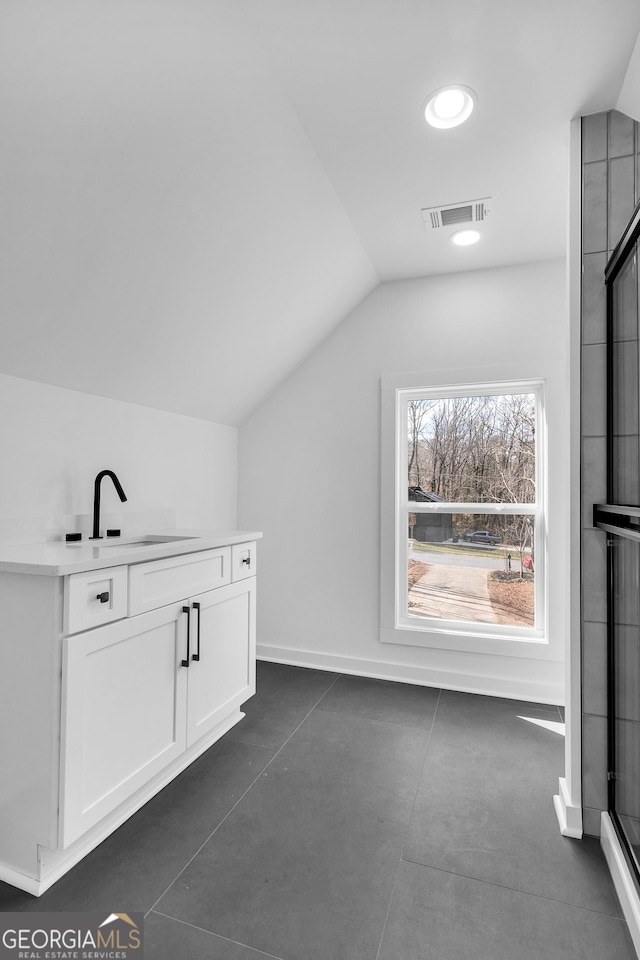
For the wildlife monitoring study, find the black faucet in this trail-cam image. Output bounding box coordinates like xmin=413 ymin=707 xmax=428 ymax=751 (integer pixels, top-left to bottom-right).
xmin=90 ymin=470 xmax=127 ymax=540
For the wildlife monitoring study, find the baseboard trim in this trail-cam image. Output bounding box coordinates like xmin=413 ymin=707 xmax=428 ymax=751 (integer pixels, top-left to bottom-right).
xmin=553 ymin=776 xmax=583 ymax=838
xmin=0 ymin=862 xmax=42 ymax=897
xmin=601 ymin=812 xmax=640 ymax=958
xmin=256 ymin=644 xmax=564 ymax=704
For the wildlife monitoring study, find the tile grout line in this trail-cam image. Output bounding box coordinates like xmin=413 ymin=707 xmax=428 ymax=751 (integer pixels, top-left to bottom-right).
xmin=399 ymin=856 xmax=628 ymax=923
xmin=144 ymin=673 xmax=343 ymax=920
xmin=307 ymin=673 xmax=343 ymax=712
xmin=403 ymin=686 xmax=443 ymax=836
xmin=149 ymin=909 xmax=287 ymax=960
xmin=313 ymin=703 xmax=441 ymax=732
xmin=373 ymin=686 xmax=443 ymax=960
xmin=151 ymin=910 xmax=287 ymax=959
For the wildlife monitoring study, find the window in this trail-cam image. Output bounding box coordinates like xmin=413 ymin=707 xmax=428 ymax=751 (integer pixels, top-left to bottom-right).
xmin=385 ymin=378 xmax=546 ymax=647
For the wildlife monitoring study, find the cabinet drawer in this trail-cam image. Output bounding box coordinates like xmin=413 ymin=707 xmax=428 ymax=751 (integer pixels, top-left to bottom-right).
xmin=231 ymin=542 xmax=257 ymax=581
xmin=65 ymin=566 xmax=128 ymax=635
xmin=129 ymin=547 xmax=231 ymax=615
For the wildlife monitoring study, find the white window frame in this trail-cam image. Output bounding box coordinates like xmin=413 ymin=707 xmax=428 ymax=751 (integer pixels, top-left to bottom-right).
xmin=380 ymin=372 xmax=552 ymax=660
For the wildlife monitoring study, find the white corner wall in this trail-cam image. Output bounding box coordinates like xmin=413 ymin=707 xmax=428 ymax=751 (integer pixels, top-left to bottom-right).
xmin=239 ymin=259 xmax=568 ymax=703
xmin=0 ymin=373 xmax=237 ymax=543
xmin=617 ymin=29 xmax=640 ymax=123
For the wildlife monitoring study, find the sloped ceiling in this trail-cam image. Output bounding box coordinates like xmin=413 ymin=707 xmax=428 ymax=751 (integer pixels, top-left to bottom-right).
xmin=1 ymin=1 xmax=639 ymax=425
xmin=0 ymin=1 xmax=378 ymax=426
xmin=238 ymin=0 xmax=640 ymax=280
xmin=618 ymin=30 xmax=640 ymax=122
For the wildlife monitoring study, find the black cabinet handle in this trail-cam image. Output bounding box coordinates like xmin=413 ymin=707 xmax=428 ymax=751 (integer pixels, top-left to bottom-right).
xmin=181 ymin=605 xmax=191 ymax=667
xmin=192 ymin=601 xmax=201 ymax=661
xmin=96 ymin=591 xmax=110 ymax=603
xmin=241 ymin=556 xmax=251 ymax=566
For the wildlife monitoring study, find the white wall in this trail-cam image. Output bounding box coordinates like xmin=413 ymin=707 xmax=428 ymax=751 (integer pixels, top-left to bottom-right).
xmin=239 ymin=259 xmax=568 ymax=703
xmin=0 ymin=3 xmax=377 ymax=427
xmin=0 ymin=373 xmax=237 ymax=544
xmin=617 ymin=29 xmax=640 ymax=122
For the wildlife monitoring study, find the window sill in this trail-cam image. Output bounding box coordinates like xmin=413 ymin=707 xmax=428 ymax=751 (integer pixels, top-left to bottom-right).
xmin=380 ymin=623 xmax=561 ymax=661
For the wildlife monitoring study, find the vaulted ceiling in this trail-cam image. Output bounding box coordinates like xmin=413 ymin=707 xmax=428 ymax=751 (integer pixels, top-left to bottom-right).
xmin=1 ymin=1 xmax=639 ymax=425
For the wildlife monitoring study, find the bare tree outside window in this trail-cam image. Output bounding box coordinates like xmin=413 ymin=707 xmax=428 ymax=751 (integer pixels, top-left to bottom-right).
xmin=405 ymin=392 xmax=539 ymax=630
xmin=407 ymin=394 xmax=535 ymax=505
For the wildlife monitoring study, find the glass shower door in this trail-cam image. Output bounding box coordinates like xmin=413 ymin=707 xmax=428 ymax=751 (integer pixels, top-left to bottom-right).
xmin=610 ymin=533 xmax=640 ymax=875
xmin=610 ymin=244 xmax=639 ymax=507
xmin=595 ymin=200 xmax=640 ymax=883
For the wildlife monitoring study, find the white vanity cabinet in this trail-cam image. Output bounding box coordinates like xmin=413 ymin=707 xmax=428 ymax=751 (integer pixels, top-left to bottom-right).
xmin=60 ymin=575 xmax=255 ymax=847
xmin=0 ymin=534 xmax=258 ymax=896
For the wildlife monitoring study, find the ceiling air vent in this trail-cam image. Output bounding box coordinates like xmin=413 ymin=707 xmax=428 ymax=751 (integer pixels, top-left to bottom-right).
xmin=422 ymin=197 xmax=491 ymax=231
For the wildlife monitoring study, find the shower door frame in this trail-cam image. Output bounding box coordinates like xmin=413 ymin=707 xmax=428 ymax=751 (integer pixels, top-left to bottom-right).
xmin=595 ymin=195 xmax=640 ymax=888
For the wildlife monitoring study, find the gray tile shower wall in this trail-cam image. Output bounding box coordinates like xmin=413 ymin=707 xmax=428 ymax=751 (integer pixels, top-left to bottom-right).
xmin=581 ymin=110 xmax=639 ymax=836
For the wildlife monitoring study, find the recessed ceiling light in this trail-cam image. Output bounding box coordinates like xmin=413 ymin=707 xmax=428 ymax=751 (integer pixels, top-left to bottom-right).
xmin=450 ymin=229 xmax=481 ymax=246
xmin=424 ymin=85 xmax=475 ymax=129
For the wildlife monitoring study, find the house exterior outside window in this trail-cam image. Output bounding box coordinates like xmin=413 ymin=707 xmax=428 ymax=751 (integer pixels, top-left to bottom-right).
xmin=380 ymin=373 xmax=549 ymax=659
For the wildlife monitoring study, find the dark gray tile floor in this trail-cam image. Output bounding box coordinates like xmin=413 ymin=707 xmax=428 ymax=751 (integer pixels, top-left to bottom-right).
xmin=0 ymin=662 xmax=636 ymax=959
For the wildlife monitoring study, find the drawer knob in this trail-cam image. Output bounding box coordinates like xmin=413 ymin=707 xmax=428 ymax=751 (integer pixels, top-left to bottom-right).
xmin=241 ymin=557 xmax=251 ymax=566
xmin=96 ymin=591 xmax=110 ymax=603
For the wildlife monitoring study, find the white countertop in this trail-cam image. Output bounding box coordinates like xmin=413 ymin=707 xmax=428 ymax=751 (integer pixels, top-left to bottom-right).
xmin=0 ymin=529 xmax=263 ymax=576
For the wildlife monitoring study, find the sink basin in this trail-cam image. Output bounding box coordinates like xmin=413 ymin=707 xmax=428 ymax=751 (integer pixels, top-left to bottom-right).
xmin=99 ymin=536 xmax=200 ymax=548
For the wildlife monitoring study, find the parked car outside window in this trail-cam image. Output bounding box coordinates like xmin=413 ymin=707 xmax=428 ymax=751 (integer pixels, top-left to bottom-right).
xmin=462 ymin=530 xmax=500 ymax=545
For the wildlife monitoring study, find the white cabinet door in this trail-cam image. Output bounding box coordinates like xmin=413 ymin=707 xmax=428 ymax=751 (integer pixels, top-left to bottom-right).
xmin=59 ymin=601 xmax=189 ymax=848
xmin=186 ymin=578 xmax=256 ymax=747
